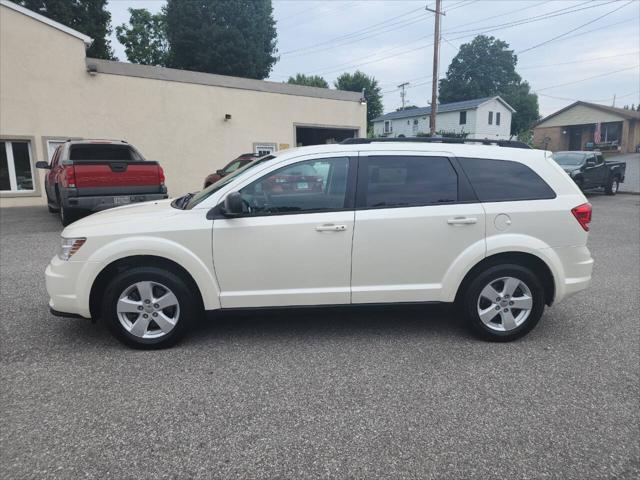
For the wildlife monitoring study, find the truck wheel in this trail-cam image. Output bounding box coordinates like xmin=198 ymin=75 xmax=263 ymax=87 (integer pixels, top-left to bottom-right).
xmin=48 ymin=204 xmax=59 ymax=213
xmin=604 ymin=176 xmax=619 ymax=195
xmin=460 ymin=264 xmax=545 ymax=342
xmin=102 ymin=266 xmax=198 ymax=349
xmin=59 ymin=202 xmax=78 ymax=226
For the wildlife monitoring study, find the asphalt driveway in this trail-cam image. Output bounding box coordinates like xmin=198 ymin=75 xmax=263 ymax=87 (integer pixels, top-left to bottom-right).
xmin=1 ymin=195 xmax=638 ymax=479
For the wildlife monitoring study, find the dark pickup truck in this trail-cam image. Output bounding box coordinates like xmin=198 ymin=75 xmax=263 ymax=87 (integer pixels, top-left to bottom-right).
xmin=36 ymin=140 xmax=168 ymax=225
xmin=551 ymin=151 xmax=626 ymax=195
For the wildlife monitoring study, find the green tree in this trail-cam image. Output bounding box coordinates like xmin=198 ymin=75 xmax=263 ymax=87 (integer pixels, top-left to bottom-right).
xmin=164 ymin=0 xmax=277 ymax=79
xmin=438 ymin=35 xmax=539 ymax=135
xmin=396 ymin=105 xmax=419 ymax=111
xmin=116 ymin=8 xmax=168 ymax=66
xmin=334 ymin=71 xmax=383 ymax=127
xmin=19 ymin=0 xmax=115 ymax=59
xmin=287 ymin=74 xmax=329 ymax=89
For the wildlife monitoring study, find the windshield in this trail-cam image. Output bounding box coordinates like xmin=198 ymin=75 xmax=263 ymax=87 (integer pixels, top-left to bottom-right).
xmin=185 ymin=155 xmax=274 ymax=209
xmin=552 ymin=152 xmax=586 ymax=166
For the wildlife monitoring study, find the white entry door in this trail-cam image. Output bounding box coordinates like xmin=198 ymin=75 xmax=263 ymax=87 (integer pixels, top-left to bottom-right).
xmin=213 ymin=155 xmax=356 ymax=308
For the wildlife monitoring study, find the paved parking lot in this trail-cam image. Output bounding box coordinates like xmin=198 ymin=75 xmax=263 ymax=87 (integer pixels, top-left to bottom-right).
xmin=617 ymin=153 xmax=639 ymax=193
xmin=1 ymin=195 xmax=638 ymax=479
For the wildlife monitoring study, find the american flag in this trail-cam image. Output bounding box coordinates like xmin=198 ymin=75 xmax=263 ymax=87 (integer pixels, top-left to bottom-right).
xmin=594 ymin=123 xmax=602 ymax=144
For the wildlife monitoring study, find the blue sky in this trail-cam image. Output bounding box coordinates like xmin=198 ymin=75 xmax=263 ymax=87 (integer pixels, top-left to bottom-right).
xmin=106 ymin=0 xmax=640 ymax=117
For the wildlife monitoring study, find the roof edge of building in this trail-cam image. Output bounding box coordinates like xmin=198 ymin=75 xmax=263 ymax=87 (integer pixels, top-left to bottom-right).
xmin=86 ymin=59 xmax=364 ymax=103
xmin=1 ymin=0 xmax=92 ymax=46
xmin=372 ymin=96 xmax=515 ymax=122
xmin=536 ymin=100 xmax=640 ymax=127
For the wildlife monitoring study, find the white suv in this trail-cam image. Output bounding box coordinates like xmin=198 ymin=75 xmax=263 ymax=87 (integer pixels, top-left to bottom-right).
xmin=45 ymin=140 xmax=593 ymax=348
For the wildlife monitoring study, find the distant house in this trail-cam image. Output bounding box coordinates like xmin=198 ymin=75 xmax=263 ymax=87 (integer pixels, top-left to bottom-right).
xmin=372 ymin=96 xmax=515 ymax=140
xmin=533 ymin=101 xmax=640 ymax=153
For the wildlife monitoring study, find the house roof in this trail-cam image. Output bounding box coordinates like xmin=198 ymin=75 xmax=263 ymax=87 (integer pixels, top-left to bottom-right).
xmin=537 ymin=101 xmax=640 ymax=126
xmin=372 ymin=96 xmax=515 ymax=122
xmin=1 ymin=0 xmax=92 ymax=46
xmin=87 ymin=59 xmax=364 ymax=102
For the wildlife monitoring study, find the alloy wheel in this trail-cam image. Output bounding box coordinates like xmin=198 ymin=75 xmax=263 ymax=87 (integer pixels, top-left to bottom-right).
xmin=116 ymin=281 xmax=180 ymax=339
xmin=476 ymin=276 xmax=533 ymax=332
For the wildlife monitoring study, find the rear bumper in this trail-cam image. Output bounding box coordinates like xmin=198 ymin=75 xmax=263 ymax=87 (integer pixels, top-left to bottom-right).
xmin=63 ymin=192 xmax=168 ymax=211
xmin=551 ymin=245 xmax=594 ymax=302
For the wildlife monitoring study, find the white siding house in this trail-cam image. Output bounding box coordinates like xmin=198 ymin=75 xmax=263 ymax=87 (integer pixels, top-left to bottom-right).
xmin=372 ymin=96 xmax=514 ymax=140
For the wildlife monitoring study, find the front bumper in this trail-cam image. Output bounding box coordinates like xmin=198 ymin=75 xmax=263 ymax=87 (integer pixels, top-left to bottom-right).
xmin=64 ymin=193 xmax=168 ymax=212
xmin=45 ymin=255 xmax=93 ymax=318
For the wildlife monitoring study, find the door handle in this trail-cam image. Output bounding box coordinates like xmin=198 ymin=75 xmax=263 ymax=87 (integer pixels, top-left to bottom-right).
xmin=447 ymin=217 xmax=477 ymax=225
xmin=315 ymin=224 xmax=347 ymax=232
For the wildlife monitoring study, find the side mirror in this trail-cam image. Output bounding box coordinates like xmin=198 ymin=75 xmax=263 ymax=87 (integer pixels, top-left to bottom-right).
xmin=216 ymin=169 xmax=225 ymax=176
xmin=586 ymin=159 xmax=596 ymax=167
xmin=35 ymin=161 xmax=51 ymax=169
xmin=222 ymin=192 xmax=244 ymax=217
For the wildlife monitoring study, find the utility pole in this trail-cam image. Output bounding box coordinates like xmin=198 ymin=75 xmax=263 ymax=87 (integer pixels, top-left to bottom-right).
xmin=612 ymin=94 xmax=616 ymax=107
xmin=426 ymin=0 xmax=444 ymax=135
xmin=397 ymin=82 xmax=409 ymax=110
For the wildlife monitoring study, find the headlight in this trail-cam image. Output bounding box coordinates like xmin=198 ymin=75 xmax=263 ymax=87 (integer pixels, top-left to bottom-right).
xmin=58 ymin=237 xmax=86 ymax=260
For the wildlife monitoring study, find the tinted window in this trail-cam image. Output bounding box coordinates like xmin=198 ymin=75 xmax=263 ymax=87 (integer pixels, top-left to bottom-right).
xmin=240 ymin=157 xmax=350 ymax=215
xmin=69 ymin=145 xmax=136 ymax=161
xmin=361 ymin=156 xmax=457 ymax=208
xmin=459 ymin=157 xmax=555 ymax=202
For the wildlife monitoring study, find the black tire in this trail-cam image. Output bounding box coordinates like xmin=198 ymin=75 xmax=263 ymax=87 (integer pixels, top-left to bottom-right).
xmin=604 ymin=176 xmax=619 ymax=195
xmin=102 ymin=266 xmax=198 ymax=349
xmin=47 ymin=204 xmax=59 ymax=213
xmin=460 ymin=264 xmax=545 ymax=342
xmin=59 ymin=203 xmax=78 ymax=226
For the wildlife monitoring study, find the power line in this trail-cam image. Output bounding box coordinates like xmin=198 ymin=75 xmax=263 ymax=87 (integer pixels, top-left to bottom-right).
xmin=517 ymin=0 xmax=634 ymax=54
xmin=306 ymin=0 xmax=621 ymax=76
xmin=535 ymin=65 xmax=639 ymax=92
xmin=279 ymin=6 xmax=426 ymax=56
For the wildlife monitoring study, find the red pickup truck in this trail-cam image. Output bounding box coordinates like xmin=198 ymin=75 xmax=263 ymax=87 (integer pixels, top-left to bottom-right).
xmin=36 ymin=140 xmax=168 ymax=225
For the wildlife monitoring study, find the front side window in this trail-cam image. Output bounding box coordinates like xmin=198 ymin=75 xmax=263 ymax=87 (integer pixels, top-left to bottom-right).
xmin=0 ymin=140 xmax=35 ymax=192
xmin=224 ymin=160 xmax=243 ymax=173
xmin=360 ymin=156 xmax=458 ymax=208
xmin=459 ymin=158 xmax=556 ymax=202
xmin=240 ymin=157 xmax=350 ymax=215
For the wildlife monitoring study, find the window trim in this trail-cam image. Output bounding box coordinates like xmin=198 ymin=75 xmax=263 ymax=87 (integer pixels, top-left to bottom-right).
xmin=211 ymin=156 xmax=358 ymax=219
xmin=0 ymin=135 xmax=40 ymax=198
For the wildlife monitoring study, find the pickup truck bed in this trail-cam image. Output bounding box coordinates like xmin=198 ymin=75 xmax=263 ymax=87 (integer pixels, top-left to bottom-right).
xmin=37 ymin=140 xmax=168 ymax=225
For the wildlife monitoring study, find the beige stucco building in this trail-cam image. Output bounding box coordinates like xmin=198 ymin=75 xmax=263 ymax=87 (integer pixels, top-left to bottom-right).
xmin=533 ymin=101 xmax=640 ymax=154
xmin=0 ymin=0 xmax=366 ymax=207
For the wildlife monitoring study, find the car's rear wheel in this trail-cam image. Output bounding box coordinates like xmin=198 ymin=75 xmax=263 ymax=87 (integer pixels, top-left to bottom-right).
xmin=604 ymin=176 xmax=619 ymax=195
xmin=102 ymin=266 xmax=197 ymax=349
xmin=461 ymin=264 xmax=545 ymax=341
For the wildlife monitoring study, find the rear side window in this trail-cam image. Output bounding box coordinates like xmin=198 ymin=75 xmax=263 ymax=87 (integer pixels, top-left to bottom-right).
xmin=360 ymin=156 xmax=458 ymax=208
xmin=459 ymin=157 xmax=556 ymax=202
xmin=69 ymin=145 xmax=138 ymax=161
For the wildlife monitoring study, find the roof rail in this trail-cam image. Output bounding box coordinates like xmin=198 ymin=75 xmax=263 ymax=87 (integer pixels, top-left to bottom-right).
xmin=341 ymin=137 xmax=532 ymax=149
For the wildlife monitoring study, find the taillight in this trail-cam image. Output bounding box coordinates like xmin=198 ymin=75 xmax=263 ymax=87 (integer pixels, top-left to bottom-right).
xmin=158 ymin=166 xmax=165 ymax=185
xmin=64 ymin=165 xmax=76 ymax=188
xmin=571 ymin=203 xmax=592 ymax=231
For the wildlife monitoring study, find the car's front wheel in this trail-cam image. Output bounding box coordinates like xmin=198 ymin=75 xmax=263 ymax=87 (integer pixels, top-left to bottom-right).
xmin=604 ymin=176 xmax=619 ymax=195
xmin=461 ymin=264 xmax=545 ymax=341
xmin=102 ymin=266 xmax=198 ymax=349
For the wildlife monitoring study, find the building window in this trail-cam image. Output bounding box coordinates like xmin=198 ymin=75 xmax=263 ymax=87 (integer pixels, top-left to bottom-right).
xmin=488 ymin=111 xmax=493 ymax=125
xmin=384 ymin=120 xmax=393 ymax=134
xmin=496 ymin=112 xmax=501 ymax=126
xmin=459 ymin=111 xmax=467 ymax=125
xmin=47 ymin=140 xmax=66 ymax=163
xmin=0 ymin=140 xmax=35 ymax=192
xmin=253 ymin=143 xmax=277 ymax=157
